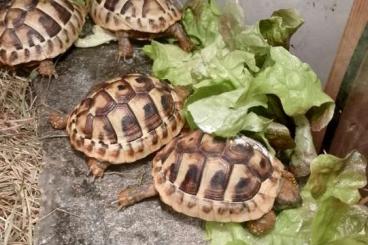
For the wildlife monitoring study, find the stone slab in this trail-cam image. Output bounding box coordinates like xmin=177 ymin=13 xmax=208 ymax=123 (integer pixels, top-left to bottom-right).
xmin=35 ymin=44 xmax=205 ymax=245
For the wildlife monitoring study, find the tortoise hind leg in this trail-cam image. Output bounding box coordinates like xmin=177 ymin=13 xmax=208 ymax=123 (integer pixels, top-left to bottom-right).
xmin=86 ymin=157 xmax=110 ymax=178
xmin=48 ymin=112 xmax=68 ymax=129
xmin=245 ymin=211 xmax=276 ymax=235
xmin=118 ymin=183 xmax=158 ymax=208
xmin=38 ymin=59 xmax=57 ymax=78
xmin=116 ymin=31 xmax=134 ymax=60
xmin=167 ymin=23 xmax=193 ymax=52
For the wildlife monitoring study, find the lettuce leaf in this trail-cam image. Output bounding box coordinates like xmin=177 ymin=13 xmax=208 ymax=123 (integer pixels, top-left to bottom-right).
xmin=249 ymin=47 xmax=334 ymax=128
xmin=311 ymin=197 xmax=368 ymax=245
xmin=143 ymin=1 xmax=364 ymax=244
xmin=221 ymin=7 xmax=303 ymax=58
xmin=143 ymin=42 xmax=195 ymax=86
xmin=307 ymin=152 xmax=367 ymax=204
xmin=206 ymin=151 xmax=368 ymax=245
xmin=190 ymin=39 xmax=257 ymax=89
xmin=144 ymin=37 xmax=256 ymax=89
xmin=144 ymin=0 xmax=332 ymax=136
xmin=182 ymin=0 xmax=221 ymax=46
xmin=187 ymin=89 xmax=270 ymax=137
xmin=259 ymin=9 xmax=304 ymax=48
xmin=290 ymin=115 xmax=317 ymax=178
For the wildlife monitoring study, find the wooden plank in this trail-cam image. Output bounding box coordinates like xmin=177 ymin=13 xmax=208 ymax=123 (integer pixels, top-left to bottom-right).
xmin=329 ymin=38 xmax=368 ymax=156
xmin=313 ymin=0 xmax=368 ymax=151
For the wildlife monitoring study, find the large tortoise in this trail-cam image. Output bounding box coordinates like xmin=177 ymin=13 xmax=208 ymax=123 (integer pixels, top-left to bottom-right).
xmin=118 ymin=130 xmax=302 ymax=235
xmin=88 ymin=0 xmax=193 ymax=59
xmin=49 ymin=73 xmax=186 ymax=177
xmin=0 ymin=0 xmax=87 ymax=77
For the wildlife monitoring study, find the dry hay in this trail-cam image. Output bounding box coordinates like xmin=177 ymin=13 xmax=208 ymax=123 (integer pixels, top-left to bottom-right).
xmin=0 ymin=71 xmax=41 ymax=245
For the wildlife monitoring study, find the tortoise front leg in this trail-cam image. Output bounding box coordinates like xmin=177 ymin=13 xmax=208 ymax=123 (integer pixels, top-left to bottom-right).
xmin=274 ymin=170 xmax=302 ymax=210
xmin=48 ymin=112 xmax=68 ymax=129
xmin=118 ymin=183 xmax=158 ymax=208
xmin=38 ymin=59 xmax=57 ymax=78
xmin=86 ymin=157 xmax=110 ymax=178
xmin=167 ymin=23 xmax=193 ymax=52
xmin=116 ymin=31 xmax=133 ymax=60
xmin=244 ymin=211 xmax=276 ymax=235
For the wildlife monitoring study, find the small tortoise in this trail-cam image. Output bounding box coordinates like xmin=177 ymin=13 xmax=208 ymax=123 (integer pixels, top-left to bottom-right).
xmin=89 ymin=0 xmax=193 ymax=59
xmin=118 ymin=130 xmax=302 ymax=235
xmin=0 ymin=0 xmax=87 ymax=76
xmin=49 ymin=73 xmax=185 ymax=177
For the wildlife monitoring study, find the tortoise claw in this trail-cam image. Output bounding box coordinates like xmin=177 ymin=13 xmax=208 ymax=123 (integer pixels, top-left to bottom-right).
xmin=86 ymin=158 xmax=109 ymax=178
xmin=116 ymin=52 xmax=134 ymax=64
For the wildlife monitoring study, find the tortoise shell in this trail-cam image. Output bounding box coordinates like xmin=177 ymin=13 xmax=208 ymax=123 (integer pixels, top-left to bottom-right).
xmin=152 ymin=130 xmax=285 ymax=222
xmin=90 ymin=0 xmax=181 ymax=33
xmin=0 ymin=0 xmax=86 ymax=66
xmin=66 ymin=74 xmax=184 ymax=164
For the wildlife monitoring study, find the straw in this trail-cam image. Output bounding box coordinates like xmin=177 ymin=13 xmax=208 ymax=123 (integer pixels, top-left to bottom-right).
xmin=0 ymin=71 xmax=41 ymax=245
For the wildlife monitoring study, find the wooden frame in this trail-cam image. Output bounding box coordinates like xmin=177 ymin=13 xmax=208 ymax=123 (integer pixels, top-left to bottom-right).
xmin=313 ymin=0 xmax=368 ymax=153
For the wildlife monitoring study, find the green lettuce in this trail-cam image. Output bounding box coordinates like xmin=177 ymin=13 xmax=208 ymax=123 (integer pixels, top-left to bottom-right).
xmin=144 ymin=37 xmax=256 ymax=89
xmin=221 ymin=7 xmax=303 ymax=59
xmin=142 ymin=1 xmax=365 ymax=244
xmin=311 ymin=197 xmax=368 ymax=245
xmin=249 ymin=47 xmax=334 ymax=128
xmin=206 ymin=151 xmax=368 ymax=245
xmin=259 ymin=9 xmax=304 ymax=48
xmin=182 ymin=0 xmax=221 ymax=46
xmin=308 ymin=152 xmax=367 ymax=204
xmin=143 ymin=42 xmax=194 ymax=86
xmin=290 ymin=115 xmax=317 ymax=178
xmin=143 ymin=0 xmax=333 ymax=137
xmin=187 ymin=89 xmax=270 ymax=137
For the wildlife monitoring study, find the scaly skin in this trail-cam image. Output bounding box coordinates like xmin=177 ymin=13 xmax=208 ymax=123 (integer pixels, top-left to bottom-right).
xmin=245 ymin=170 xmax=301 ymax=235
xmin=117 ymin=31 xmax=134 ymax=60
xmin=48 ymin=112 xmax=68 ymax=130
xmin=38 ymin=60 xmax=57 ymax=78
xmin=86 ymin=157 xmax=110 ymax=178
xmin=245 ymin=211 xmax=276 ymax=235
xmin=167 ymin=23 xmax=193 ymax=52
xmin=274 ymin=170 xmax=302 ymax=210
xmin=118 ymin=183 xmax=158 ymax=207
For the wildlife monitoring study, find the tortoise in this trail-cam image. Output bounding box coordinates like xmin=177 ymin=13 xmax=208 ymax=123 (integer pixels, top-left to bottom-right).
xmin=49 ymin=73 xmax=186 ymax=177
xmin=88 ymin=0 xmax=193 ymax=59
xmin=0 ymin=0 xmax=87 ymax=77
xmin=118 ymin=130 xmax=302 ymax=235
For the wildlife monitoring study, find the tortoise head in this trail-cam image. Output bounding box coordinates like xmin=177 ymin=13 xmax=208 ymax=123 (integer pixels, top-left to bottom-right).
xmin=274 ymin=170 xmax=302 ymax=211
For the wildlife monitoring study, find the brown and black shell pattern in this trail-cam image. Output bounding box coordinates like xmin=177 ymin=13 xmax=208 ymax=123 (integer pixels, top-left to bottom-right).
xmin=152 ymin=131 xmax=285 ymax=222
xmin=0 ymin=0 xmax=86 ymax=66
xmin=90 ymin=0 xmax=181 ymax=33
xmin=66 ymin=74 xmax=185 ymax=164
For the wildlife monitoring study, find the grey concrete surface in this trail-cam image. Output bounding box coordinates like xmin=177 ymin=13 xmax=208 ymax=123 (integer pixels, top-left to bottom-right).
xmin=35 ymin=44 xmax=205 ymax=245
